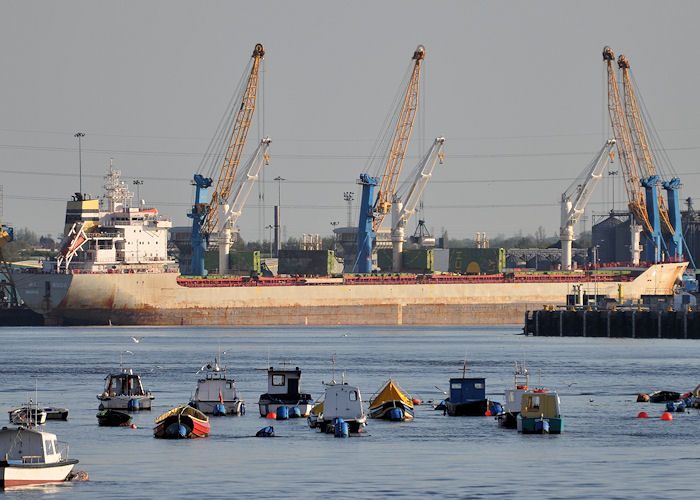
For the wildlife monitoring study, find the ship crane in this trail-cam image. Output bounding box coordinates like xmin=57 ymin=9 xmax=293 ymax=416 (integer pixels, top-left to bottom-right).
xmin=559 ymin=139 xmax=616 ymax=270
xmin=603 ymin=46 xmax=654 ymax=264
xmin=355 ymin=45 xmax=425 ymax=273
xmin=0 ymin=219 xmax=19 ymax=307
xmin=390 ymin=137 xmax=445 ymax=271
xmin=188 ymin=43 xmax=265 ymax=276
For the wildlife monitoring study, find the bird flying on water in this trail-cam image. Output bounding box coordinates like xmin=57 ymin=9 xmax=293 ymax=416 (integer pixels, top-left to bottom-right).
xmin=130 ymin=336 xmax=144 ymax=343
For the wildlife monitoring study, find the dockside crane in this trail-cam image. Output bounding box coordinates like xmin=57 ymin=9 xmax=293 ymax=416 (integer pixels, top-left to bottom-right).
xmin=188 ymin=43 xmax=265 ymax=276
xmin=390 ymin=137 xmax=445 ymax=271
xmin=618 ymin=53 xmax=686 ymax=261
xmin=603 ymin=46 xmax=656 ymax=264
xmin=0 ymin=219 xmax=19 ymax=307
xmin=355 ymin=45 xmax=425 ymax=273
xmin=559 ymin=139 xmax=616 ymax=270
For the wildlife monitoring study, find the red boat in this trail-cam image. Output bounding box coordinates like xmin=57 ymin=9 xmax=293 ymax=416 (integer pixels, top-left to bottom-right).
xmin=153 ymin=405 xmax=210 ymax=439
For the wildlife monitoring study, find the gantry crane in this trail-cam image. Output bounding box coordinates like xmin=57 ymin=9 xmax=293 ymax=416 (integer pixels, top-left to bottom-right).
xmin=603 ymin=46 xmax=658 ymax=263
xmin=618 ymin=53 xmax=686 ymax=260
xmin=188 ymin=43 xmax=265 ymax=276
xmin=559 ymin=139 xmax=616 ymax=270
xmin=0 ymin=219 xmax=19 ymax=307
xmin=355 ymin=45 xmax=425 ymax=273
xmin=390 ymin=137 xmax=445 ymax=271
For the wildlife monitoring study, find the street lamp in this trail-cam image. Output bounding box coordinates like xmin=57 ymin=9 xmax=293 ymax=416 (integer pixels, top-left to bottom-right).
xmin=274 ymin=176 xmax=285 ymax=206
xmin=133 ymin=179 xmax=143 ymax=207
xmin=265 ymin=224 xmax=274 ymax=257
xmin=74 ymin=132 xmax=85 ymax=197
xmin=608 ymin=170 xmax=618 ymax=210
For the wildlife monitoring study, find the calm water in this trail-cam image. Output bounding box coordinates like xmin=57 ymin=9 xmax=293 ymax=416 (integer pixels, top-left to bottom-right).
xmin=1 ymin=325 xmax=699 ymax=499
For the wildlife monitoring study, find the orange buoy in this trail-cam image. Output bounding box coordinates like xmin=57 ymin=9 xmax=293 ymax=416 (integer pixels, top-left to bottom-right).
xmin=637 ymin=411 xmax=649 ymax=418
xmin=661 ymin=412 xmax=673 ymax=421
xmin=412 ymin=398 xmax=421 ymax=405
xmin=266 ymin=412 xmax=277 ymax=419
xmin=130 ymin=424 xmax=137 ymax=429
xmin=484 ymin=410 xmax=492 ymax=417
xmin=636 ymin=393 xmax=650 ymax=402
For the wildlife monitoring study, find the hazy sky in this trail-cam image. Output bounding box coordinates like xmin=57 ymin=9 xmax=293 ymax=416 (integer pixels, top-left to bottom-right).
xmin=2 ymin=1 xmax=700 ymax=244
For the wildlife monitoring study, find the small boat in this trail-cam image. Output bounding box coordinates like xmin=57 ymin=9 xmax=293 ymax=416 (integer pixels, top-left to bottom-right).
xmin=446 ymin=377 xmax=488 ymax=416
xmin=9 ymin=406 xmax=47 ymax=425
xmin=43 ymin=407 xmax=69 ymax=421
xmin=0 ymin=425 xmax=79 ymax=487
xmin=307 ymin=399 xmax=323 ymax=429
xmin=97 ymin=368 xmax=154 ymax=411
xmin=497 ymin=361 xmax=529 ymax=428
xmin=648 ymin=390 xmax=681 ymax=403
xmin=257 ymin=366 xmax=314 ymax=417
xmin=96 ymin=409 xmax=132 ymax=427
xmin=315 ymin=381 xmax=367 ymax=434
xmin=189 ymin=356 xmax=244 ymax=416
xmin=368 ymin=379 xmax=414 ymax=421
xmin=153 ymin=405 xmax=210 ymax=439
xmin=517 ymin=389 xmax=564 ymax=434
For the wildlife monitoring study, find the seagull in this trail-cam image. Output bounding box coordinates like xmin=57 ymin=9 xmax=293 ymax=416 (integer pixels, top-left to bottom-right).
xmin=564 ymin=381 xmax=576 ymax=388
xmin=150 ymin=365 xmax=165 ymax=372
xmin=341 ymin=332 xmax=350 ymax=337
xmin=130 ymin=336 xmax=144 ymax=343
xmin=195 ymin=363 xmax=208 ymax=375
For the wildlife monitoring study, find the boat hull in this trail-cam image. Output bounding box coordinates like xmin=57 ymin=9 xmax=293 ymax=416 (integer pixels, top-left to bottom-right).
xmin=258 ymin=399 xmax=313 ymax=417
xmin=446 ymin=399 xmax=488 ymax=417
xmin=517 ymin=416 xmax=564 ymax=434
xmin=44 ymin=408 xmax=69 ymax=421
xmin=0 ymin=460 xmax=78 ymax=487
xmin=9 ymin=408 xmax=46 ymax=425
xmin=368 ymin=400 xmax=414 ymax=420
xmin=191 ymin=400 xmax=244 ymax=416
xmin=317 ymin=417 xmax=366 ymax=434
xmin=12 ymin=263 xmax=687 ymax=326
xmin=96 ymin=410 xmax=132 ymax=427
xmin=97 ymin=395 xmax=153 ymax=410
xmin=497 ymin=412 xmax=519 ymax=429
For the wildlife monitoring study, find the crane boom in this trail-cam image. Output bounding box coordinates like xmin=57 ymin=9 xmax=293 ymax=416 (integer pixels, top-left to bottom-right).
xmin=559 ymin=139 xmax=615 ymax=270
xmin=603 ymin=46 xmax=651 ymax=234
xmin=617 ymin=54 xmax=673 ymax=235
xmin=204 ymin=43 xmax=265 ymax=235
xmin=373 ymin=45 xmax=425 ymax=232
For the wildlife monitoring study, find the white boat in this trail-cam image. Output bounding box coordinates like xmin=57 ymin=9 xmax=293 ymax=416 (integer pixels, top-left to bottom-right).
xmin=314 ymin=379 xmax=367 ymax=434
xmin=0 ymin=426 xmax=79 ymax=487
xmin=8 ymin=406 xmax=47 ymax=426
xmin=497 ymin=361 xmax=529 ymax=429
xmin=43 ymin=407 xmax=69 ymax=421
xmin=258 ymin=366 xmax=314 ymax=417
xmin=97 ymin=369 xmax=154 ymax=410
xmin=189 ymin=356 xmax=244 ymax=415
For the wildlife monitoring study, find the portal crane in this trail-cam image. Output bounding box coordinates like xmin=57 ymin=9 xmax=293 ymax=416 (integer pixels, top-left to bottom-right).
xmin=217 ymin=137 xmax=271 ymax=273
xmin=617 ymin=54 xmax=674 ymax=236
xmin=0 ymin=219 xmax=19 ymax=307
xmin=390 ymin=137 xmax=445 ymax=271
xmin=188 ymin=43 xmax=264 ymax=276
xmin=355 ymin=45 xmax=425 ymax=273
xmin=559 ymin=139 xmax=616 ymax=270
xmin=603 ymin=46 xmax=656 ymax=264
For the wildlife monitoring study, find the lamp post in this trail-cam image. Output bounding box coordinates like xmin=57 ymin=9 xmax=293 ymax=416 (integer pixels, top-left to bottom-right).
xmin=273 ymin=176 xmax=285 ymax=257
xmin=608 ymin=170 xmax=618 ymax=211
xmin=265 ymin=224 xmax=274 ymax=257
xmin=133 ymin=179 xmax=143 ymax=207
xmin=74 ymin=132 xmax=85 ymax=197
xmin=343 ymin=191 xmax=354 ymax=227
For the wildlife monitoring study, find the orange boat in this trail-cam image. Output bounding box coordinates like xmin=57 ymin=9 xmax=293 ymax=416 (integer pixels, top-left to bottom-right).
xmin=153 ymin=405 xmax=209 ymax=439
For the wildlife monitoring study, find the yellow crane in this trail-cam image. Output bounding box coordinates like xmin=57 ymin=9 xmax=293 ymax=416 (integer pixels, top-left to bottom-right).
xmin=189 ymin=43 xmax=265 ymax=276
xmin=373 ymin=44 xmax=425 ymax=232
xmin=602 ymin=46 xmax=652 ymax=234
xmin=617 ymin=53 xmax=673 ymax=235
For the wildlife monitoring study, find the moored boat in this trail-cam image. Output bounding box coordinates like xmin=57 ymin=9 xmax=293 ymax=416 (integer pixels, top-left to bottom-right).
xmin=0 ymin=425 xmax=79 ymax=487
xmin=257 ymin=366 xmax=313 ymax=417
xmin=446 ymin=377 xmax=488 ymax=417
xmin=315 ymin=381 xmax=367 ymax=434
xmin=96 ymin=409 xmax=132 ymax=427
xmin=97 ymin=368 xmax=154 ymax=411
xmin=189 ymin=356 xmax=245 ymax=415
xmin=497 ymin=361 xmax=529 ymax=428
xmin=43 ymin=407 xmax=69 ymax=421
xmin=368 ymin=379 xmax=414 ymax=421
xmin=153 ymin=405 xmax=210 ymax=439
xmin=9 ymin=406 xmax=47 ymax=426
xmin=516 ymin=389 xmax=564 ymax=434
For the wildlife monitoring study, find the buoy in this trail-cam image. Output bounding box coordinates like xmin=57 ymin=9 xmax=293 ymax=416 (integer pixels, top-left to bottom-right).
xmin=213 ymin=403 xmax=226 ymax=416
xmin=255 ymin=426 xmax=275 ymax=437
xmin=389 ymin=407 xmax=404 ymax=421
xmin=290 ymin=407 xmax=302 ymax=418
xmin=178 ymin=424 xmax=188 ymax=437
xmin=266 ymin=412 xmax=277 ymax=419
xmin=411 ymin=398 xmax=421 ymax=405
xmin=661 ymin=412 xmax=673 ymax=421
xmin=276 ymin=406 xmax=289 ymax=420
xmin=128 ymin=399 xmax=140 ymax=411
xmin=130 ymin=423 xmax=138 ymax=429
xmin=334 ymin=418 xmax=348 ymax=437
xmin=666 ymin=401 xmax=675 ymax=412
xmin=637 ymin=411 xmax=649 ymax=418
xmin=484 ymin=409 xmax=492 ymax=417
xmin=676 ymin=404 xmax=686 ymax=413
xmin=636 ymin=393 xmax=650 ymax=403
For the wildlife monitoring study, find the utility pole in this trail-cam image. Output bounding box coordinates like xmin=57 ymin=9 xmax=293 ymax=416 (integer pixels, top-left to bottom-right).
xmin=273 ymin=176 xmax=285 ymax=257
xmin=74 ymin=132 xmax=86 ymax=198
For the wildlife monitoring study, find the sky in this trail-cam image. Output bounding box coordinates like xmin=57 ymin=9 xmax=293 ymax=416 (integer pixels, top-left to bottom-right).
xmin=1 ymin=0 xmax=700 ymax=244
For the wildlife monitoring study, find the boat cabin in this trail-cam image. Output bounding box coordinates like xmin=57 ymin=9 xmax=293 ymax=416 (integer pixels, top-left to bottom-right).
xmin=0 ymin=427 xmax=63 ymax=465
xmin=322 ymin=384 xmax=364 ymax=420
xmin=449 ymin=377 xmax=486 ymax=404
xmin=103 ymin=370 xmax=146 ymax=397
xmin=194 ymin=370 xmax=238 ymax=403
xmin=520 ymin=391 xmax=561 ymax=419
xmin=265 ymin=367 xmax=305 ymax=398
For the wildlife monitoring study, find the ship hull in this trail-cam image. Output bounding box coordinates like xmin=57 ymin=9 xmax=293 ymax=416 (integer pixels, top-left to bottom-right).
xmin=12 ymin=263 xmax=687 ymax=326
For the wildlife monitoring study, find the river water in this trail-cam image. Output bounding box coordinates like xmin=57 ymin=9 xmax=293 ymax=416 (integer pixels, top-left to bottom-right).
xmin=1 ymin=325 xmax=699 ymax=499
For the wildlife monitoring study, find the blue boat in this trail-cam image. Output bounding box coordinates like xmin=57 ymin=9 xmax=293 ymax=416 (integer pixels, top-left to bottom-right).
xmin=516 ymin=390 xmax=563 ymax=434
xmin=446 ymin=377 xmax=488 ymax=416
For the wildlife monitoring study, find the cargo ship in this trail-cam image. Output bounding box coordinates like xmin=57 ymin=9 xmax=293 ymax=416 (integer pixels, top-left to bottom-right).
xmin=11 ymin=166 xmax=688 ymax=326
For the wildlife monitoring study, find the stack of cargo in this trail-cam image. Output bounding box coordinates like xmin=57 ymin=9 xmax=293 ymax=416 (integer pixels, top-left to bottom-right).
xmin=204 ymin=251 xmax=261 ymax=276
xmin=448 ymin=248 xmax=505 ymax=274
xmin=278 ymin=250 xmax=334 ymax=276
xmin=376 ymin=249 xmax=434 ymax=273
